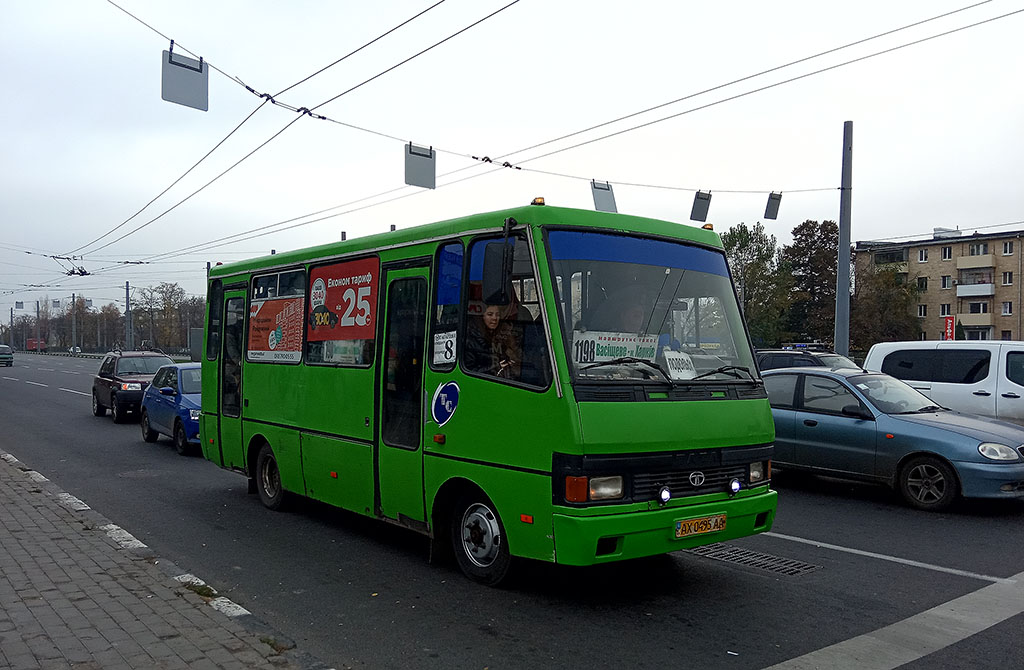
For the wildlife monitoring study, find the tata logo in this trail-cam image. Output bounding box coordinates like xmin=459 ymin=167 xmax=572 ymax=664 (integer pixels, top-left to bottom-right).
xmin=689 ymin=471 xmax=706 ymax=487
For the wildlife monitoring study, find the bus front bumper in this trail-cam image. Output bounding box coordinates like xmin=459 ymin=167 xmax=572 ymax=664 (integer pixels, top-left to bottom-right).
xmin=551 ymin=488 xmax=777 ymax=566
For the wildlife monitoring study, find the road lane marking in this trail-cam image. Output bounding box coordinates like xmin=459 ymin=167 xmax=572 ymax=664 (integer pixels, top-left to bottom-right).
xmin=26 ymin=381 xmax=48 ymax=387
xmin=765 ymin=531 xmax=1014 ymax=584
xmin=2 ymin=376 xmax=18 ymax=381
xmin=61 ymin=370 xmax=81 ymax=375
xmin=765 ymin=569 xmax=1024 ymax=670
xmin=60 ymin=388 xmax=90 ymax=396
xmin=39 ymin=368 xmax=55 ymax=371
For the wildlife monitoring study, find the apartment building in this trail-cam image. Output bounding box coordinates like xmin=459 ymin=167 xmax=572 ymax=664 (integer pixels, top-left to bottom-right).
xmin=855 ymin=228 xmax=1024 ymax=340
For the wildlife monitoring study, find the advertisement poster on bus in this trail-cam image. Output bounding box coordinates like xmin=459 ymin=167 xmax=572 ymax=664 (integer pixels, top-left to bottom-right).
xmin=308 ymin=257 xmax=379 ymax=342
xmin=247 ymin=297 xmax=304 ymax=362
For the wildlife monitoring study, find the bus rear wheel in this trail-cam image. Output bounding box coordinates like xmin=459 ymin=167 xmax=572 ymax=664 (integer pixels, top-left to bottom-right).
xmin=451 ymin=493 xmax=511 ymax=586
xmin=255 ymin=443 xmax=287 ymax=511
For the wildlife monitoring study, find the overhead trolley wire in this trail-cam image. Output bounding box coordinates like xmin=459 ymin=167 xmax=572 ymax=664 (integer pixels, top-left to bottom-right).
xmin=122 ymin=3 xmax=1024 ymax=266
xmin=68 ymin=0 xmax=453 ymax=258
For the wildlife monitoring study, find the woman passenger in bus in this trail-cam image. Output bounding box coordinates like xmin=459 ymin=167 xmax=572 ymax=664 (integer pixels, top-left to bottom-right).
xmin=465 ymin=302 xmax=521 ymax=380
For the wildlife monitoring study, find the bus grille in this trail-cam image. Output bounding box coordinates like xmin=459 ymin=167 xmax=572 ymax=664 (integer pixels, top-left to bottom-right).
xmin=632 ymin=466 xmax=748 ymax=500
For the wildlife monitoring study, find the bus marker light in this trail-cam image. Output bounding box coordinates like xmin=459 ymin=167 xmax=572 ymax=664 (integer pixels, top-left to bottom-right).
xmin=531 ymin=197 xmax=545 ymax=206
xmin=208 ymin=439 xmax=214 ymax=444
xmin=433 ymin=434 xmax=446 ymax=444
xmin=520 ymin=514 xmax=534 ymax=524
xmin=565 ymin=476 xmax=588 ymax=502
xmin=886 ymin=434 xmax=894 ymax=439
xmin=330 ymin=471 xmax=338 ymax=479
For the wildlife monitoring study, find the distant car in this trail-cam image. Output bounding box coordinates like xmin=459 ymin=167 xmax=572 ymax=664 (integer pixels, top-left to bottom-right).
xmin=140 ymin=363 xmax=201 ymax=455
xmin=756 ymin=348 xmax=858 ymax=372
xmin=68 ymin=346 xmax=82 ymax=355
xmin=0 ymin=344 xmax=13 ymax=367
xmin=763 ymin=367 xmax=1024 ymax=511
xmin=92 ymin=350 xmax=174 ymax=423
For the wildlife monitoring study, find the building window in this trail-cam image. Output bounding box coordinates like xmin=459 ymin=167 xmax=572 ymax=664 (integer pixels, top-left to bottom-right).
xmin=917 ymin=276 xmax=928 ymax=290
xmin=940 ymin=303 xmax=951 ymax=316
xmin=918 ymin=249 xmax=928 ymax=262
xmin=1002 ymin=330 xmax=1012 ymax=340
xmin=941 ymin=246 xmax=952 ymax=260
xmin=919 ymin=332 xmax=928 ymax=341
xmin=969 ymin=243 xmax=989 ymax=256
xmin=918 ymin=304 xmax=927 ymax=317
xmin=874 ymin=249 xmax=906 ymax=265
xmin=969 ymin=301 xmax=989 ymax=314
xmin=941 ymin=275 xmax=952 ymax=289
xmin=1004 ymin=241 xmax=1014 ymax=256
xmin=1003 ymin=271 xmax=1013 ymax=286
xmin=1003 ymin=302 xmax=1013 ymax=316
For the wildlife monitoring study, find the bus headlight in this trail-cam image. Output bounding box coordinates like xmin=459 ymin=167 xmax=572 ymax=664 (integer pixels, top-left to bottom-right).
xmin=749 ymin=461 xmax=770 ymax=483
xmin=589 ymin=476 xmax=624 ymax=501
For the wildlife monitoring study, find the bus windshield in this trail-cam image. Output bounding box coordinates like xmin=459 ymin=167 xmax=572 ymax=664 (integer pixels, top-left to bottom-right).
xmin=548 ymin=230 xmax=756 ymax=382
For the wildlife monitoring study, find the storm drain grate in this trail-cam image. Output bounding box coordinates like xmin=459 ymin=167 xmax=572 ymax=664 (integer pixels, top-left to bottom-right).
xmin=683 ymin=542 xmax=821 ymax=576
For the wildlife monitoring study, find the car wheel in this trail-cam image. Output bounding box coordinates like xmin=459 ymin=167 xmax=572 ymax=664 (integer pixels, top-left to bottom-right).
xmin=451 ymin=492 xmax=512 ymax=586
xmin=899 ymin=455 xmax=959 ymax=512
xmin=110 ymin=395 xmax=123 ymax=423
xmin=255 ymin=443 xmax=287 ymax=511
xmin=141 ymin=411 xmax=158 ymax=442
xmin=173 ymin=420 xmax=190 ymax=456
xmin=92 ymin=391 xmax=106 ymax=417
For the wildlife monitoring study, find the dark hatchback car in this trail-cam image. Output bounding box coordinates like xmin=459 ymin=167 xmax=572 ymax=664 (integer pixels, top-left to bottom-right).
xmin=92 ymin=350 xmax=173 ymax=423
xmin=0 ymin=344 xmax=13 ymax=367
xmin=140 ymin=363 xmax=201 ymax=455
xmin=756 ymin=348 xmax=858 ymax=372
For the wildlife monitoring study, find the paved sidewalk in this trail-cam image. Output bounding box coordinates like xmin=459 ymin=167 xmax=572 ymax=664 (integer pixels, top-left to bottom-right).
xmin=0 ymin=452 xmax=332 ymax=670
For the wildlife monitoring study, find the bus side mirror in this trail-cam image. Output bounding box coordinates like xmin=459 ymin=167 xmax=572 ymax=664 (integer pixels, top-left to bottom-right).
xmin=482 ymin=241 xmax=512 ymax=305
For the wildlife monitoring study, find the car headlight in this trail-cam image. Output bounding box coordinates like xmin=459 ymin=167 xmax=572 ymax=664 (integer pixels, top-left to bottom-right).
xmin=978 ymin=443 xmax=1021 ymax=461
xmin=189 ymin=409 xmax=201 ymax=421
xmin=589 ymin=476 xmax=624 ymax=500
xmin=120 ymin=382 xmax=142 ymax=391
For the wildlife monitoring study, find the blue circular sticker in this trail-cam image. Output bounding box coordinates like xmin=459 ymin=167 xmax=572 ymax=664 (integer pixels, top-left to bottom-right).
xmin=431 ymin=381 xmax=460 ymax=427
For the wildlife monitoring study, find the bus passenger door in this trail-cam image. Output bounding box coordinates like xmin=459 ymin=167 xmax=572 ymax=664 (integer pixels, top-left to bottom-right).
xmin=217 ymin=292 xmax=247 ymax=470
xmin=376 ymin=266 xmax=429 ymax=525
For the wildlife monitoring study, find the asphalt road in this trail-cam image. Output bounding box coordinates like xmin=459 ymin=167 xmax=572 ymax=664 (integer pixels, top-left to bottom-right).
xmin=2 ymin=352 xmax=1023 ymax=669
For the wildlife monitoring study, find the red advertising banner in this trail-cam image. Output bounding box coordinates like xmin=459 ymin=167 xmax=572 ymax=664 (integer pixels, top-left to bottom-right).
xmin=308 ymin=257 xmax=379 ymax=342
xmin=944 ymin=316 xmax=955 ymax=340
xmin=247 ymin=297 xmax=304 ymax=362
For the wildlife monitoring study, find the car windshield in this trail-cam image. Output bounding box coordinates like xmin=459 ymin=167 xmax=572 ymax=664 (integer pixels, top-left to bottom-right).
xmin=548 ymin=230 xmax=756 ymax=382
xmin=849 ymin=373 xmax=943 ymax=413
xmin=0 ymin=345 xmax=11 ymax=354
xmin=816 ymin=353 xmax=858 ymax=369
xmin=181 ymin=368 xmax=202 ymax=394
xmin=116 ymin=356 xmax=173 ymax=375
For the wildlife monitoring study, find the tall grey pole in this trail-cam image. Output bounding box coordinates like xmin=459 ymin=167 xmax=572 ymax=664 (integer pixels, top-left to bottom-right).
xmin=834 ymin=121 xmax=853 ymax=356
xmin=125 ymin=281 xmax=132 ymax=350
xmin=71 ymin=293 xmax=77 ymax=353
xmin=35 ymin=301 xmax=40 ymax=351
xmin=8 ymin=308 xmax=12 ymax=347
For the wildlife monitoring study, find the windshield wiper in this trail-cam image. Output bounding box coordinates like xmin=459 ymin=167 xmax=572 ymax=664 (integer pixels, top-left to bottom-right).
xmin=916 ymin=404 xmax=945 ymax=413
xmin=582 ymin=357 xmax=672 ymax=383
xmin=689 ymin=365 xmax=755 ymax=381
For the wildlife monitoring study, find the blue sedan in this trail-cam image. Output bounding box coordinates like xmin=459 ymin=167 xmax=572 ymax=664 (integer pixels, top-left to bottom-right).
xmin=140 ymin=363 xmax=201 ymax=455
xmin=763 ymin=367 xmax=1024 ymax=511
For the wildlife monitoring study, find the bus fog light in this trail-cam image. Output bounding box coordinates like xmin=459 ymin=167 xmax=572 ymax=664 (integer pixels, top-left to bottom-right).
xmin=589 ymin=476 xmax=624 ymax=500
xmin=729 ymin=479 xmax=742 ymax=495
xmin=658 ymin=486 xmax=672 ymax=505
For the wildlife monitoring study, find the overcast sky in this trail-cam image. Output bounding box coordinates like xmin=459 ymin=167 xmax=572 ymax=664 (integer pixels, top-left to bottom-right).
xmin=2 ymin=0 xmax=1023 ymax=313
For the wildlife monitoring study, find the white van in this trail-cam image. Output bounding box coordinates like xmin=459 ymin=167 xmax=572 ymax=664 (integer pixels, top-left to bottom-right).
xmin=863 ymin=340 xmax=1024 ymax=424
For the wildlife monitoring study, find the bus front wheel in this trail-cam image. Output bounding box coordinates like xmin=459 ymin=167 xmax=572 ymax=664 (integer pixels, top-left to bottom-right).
xmin=255 ymin=443 xmax=287 ymax=511
xmin=451 ymin=493 xmax=511 ymax=586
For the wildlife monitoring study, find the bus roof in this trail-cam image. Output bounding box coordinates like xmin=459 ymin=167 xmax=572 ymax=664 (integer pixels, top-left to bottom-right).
xmin=207 ymin=204 xmax=723 ymax=279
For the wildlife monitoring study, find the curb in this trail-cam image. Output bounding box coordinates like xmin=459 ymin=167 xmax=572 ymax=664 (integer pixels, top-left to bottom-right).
xmin=0 ymin=450 xmax=335 ymax=670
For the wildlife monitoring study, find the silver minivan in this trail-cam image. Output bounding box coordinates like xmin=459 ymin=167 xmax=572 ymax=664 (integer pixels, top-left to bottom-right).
xmin=863 ymin=340 xmax=1024 ymax=424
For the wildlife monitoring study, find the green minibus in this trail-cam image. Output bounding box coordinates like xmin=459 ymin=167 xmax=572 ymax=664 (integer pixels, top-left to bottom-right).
xmin=202 ymin=201 xmax=776 ymax=584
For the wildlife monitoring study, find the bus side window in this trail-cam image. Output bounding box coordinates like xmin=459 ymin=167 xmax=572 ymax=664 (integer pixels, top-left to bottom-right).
xmin=430 ymin=242 xmax=463 ymax=371
xmin=462 ymin=237 xmax=550 ymax=387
